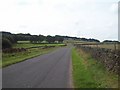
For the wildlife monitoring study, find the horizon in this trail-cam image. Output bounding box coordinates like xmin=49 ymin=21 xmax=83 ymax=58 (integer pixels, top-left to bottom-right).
xmin=0 ymin=0 xmax=119 ymax=41
xmin=1 ymin=30 xmax=119 ymax=42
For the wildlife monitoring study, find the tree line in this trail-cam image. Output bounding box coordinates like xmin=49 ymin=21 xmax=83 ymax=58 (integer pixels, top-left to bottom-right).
xmin=1 ymin=31 xmax=64 ymax=49
xmin=1 ymin=31 xmax=101 ymax=49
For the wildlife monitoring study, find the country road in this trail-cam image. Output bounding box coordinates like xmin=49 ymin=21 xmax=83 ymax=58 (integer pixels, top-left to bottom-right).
xmin=2 ymin=47 xmax=72 ymax=88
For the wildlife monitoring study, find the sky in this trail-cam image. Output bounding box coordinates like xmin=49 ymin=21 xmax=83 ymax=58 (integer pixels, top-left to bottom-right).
xmin=0 ymin=0 xmax=119 ymax=41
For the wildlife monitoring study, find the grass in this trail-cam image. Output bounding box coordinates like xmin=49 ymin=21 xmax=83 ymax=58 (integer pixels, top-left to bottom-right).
xmin=72 ymin=48 xmax=118 ymax=88
xmin=17 ymin=41 xmax=30 ymax=44
xmin=98 ymin=44 xmax=119 ymax=50
xmin=13 ymin=43 xmax=65 ymax=48
xmin=2 ymin=48 xmax=54 ymax=67
xmin=74 ymin=42 xmax=120 ymax=50
xmin=2 ymin=43 xmax=65 ymax=68
xmin=89 ymin=44 xmax=119 ymax=50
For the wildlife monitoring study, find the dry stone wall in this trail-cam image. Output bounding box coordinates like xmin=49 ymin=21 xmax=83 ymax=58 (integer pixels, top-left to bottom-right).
xmin=75 ymin=44 xmax=120 ymax=74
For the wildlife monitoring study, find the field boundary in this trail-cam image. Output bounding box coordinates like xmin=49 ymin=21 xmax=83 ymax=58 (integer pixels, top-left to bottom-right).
xmin=74 ymin=44 xmax=119 ymax=74
xmin=2 ymin=46 xmax=64 ymax=68
xmin=72 ymin=48 xmax=118 ymax=88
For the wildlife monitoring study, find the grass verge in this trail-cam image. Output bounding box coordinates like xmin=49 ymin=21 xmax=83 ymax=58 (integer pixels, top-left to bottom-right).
xmin=72 ymin=48 xmax=118 ymax=88
xmin=2 ymin=46 xmax=60 ymax=68
xmin=13 ymin=43 xmax=65 ymax=48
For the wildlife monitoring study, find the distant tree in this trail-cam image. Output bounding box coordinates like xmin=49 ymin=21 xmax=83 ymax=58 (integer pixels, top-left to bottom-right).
xmin=38 ymin=35 xmax=45 ymax=43
xmin=16 ymin=33 xmax=31 ymax=41
xmin=46 ymin=35 xmax=55 ymax=43
xmin=55 ymin=35 xmax=64 ymax=43
xmin=1 ymin=31 xmax=102 ymax=48
xmin=80 ymin=38 xmax=88 ymax=41
xmin=2 ymin=31 xmax=17 ymax=44
xmin=88 ymin=38 xmax=100 ymax=42
xmin=2 ymin=37 xmax=12 ymax=49
xmin=30 ymin=35 xmax=38 ymax=43
xmin=80 ymin=38 xmax=100 ymax=42
xmin=103 ymin=40 xmax=119 ymax=43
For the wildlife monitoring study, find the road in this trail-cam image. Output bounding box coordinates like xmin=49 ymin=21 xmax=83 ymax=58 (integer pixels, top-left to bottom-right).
xmin=2 ymin=47 xmax=72 ymax=88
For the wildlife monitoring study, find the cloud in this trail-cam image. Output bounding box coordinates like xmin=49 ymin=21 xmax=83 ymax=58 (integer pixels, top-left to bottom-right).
xmin=0 ymin=0 xmax=119 ymax=41
xmin=110 ymin=3 xmax=118 ymax=13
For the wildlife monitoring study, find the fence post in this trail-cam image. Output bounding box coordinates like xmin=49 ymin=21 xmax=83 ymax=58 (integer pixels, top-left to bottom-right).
xmin=114 ymin=43 xmax=116 ymax=50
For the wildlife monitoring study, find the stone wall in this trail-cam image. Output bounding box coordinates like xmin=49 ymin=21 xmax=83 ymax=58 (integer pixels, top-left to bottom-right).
xmin=75 ymin=44 xmax=120 ymax=74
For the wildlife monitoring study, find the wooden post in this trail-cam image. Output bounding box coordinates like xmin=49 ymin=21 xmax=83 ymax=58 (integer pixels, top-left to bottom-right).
xmin=114 ymin=43 xmax=116 ymax=50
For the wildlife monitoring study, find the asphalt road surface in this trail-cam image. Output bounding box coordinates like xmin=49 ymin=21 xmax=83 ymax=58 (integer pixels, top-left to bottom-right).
xmin=2 ymin=47 xmax=72 ymax=88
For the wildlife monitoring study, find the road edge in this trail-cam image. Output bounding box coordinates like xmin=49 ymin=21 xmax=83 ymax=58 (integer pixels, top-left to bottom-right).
xmin=68 ymin=48 xmax=74 ymax=88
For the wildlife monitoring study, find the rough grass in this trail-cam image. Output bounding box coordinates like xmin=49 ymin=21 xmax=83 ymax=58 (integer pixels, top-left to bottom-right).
xmin=89 ymin=44 xmax=119 ymax=50
xmin=13 ymin=43 xmax=65 ymax=48
xmin=2 ymin=43 xmax=66 ymax=68
xmin=98 ymin=44 xmax=119 ymax=50
xmin=2 ymin=45 xmax=62 ymax=68
xmin=72 ymin=48 xmax=118 ymax=88
xmin=74 ymin=42 xmax=120 ymax=50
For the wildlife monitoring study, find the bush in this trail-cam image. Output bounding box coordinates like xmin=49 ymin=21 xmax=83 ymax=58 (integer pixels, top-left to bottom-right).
xmin=2 ymin=38 xmax=12 ymax=49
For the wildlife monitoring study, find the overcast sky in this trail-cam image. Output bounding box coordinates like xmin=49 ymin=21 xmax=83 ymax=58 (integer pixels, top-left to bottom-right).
xmin=0 ymin=0 xmax=119 ymax=41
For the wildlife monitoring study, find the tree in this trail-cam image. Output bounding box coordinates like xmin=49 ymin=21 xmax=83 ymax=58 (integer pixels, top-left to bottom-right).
xmin=30 ymin=35 xmax=38 ymax=43
xmin=46 ymin=35 xmax=55 ymax=43
xmin=55 ymin=35 xmax=64 ymax=43
xmin=2 ymin=31 xmax=17 ymax=44
xmin=103 ymin=40 xmax=118 ymax=43
xmin=38 ymin=35 xmax=45 ymax=43
xmin=2 ymin=37 xmax=12 ymax=49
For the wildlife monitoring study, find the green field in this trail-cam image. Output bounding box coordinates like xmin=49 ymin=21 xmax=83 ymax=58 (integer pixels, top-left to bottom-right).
xmin=17 ymin=41 xmax=30 ymax=44
xmin=72 ymin=48 xmax=118 ymax=88
xmin=74 ymin=42 xmax=119 ymax=50
xmin=2 ymin=43 xmax=66 ymax=68
xmin=89 ymin=43 xmax=119 ymax=50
